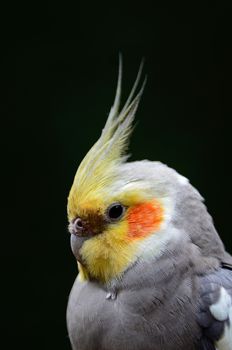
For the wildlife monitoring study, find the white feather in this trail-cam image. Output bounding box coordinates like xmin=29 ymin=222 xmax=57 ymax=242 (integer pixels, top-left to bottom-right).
xmin=210 ymin=287 xmax=232 ymax=350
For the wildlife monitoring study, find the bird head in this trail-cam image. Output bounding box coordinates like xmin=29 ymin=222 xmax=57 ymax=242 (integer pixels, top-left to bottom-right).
xmin=67 ymin=58 xmax=219 ymax=284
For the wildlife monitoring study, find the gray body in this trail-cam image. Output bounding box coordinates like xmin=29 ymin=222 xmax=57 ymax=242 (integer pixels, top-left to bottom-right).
xmin=67 ymin=162 xmax=232 ymax=349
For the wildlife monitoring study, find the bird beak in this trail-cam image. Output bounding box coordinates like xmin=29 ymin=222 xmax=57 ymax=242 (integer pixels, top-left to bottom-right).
xmin=70 ymin=234 xmax=89 ymax=264
xmin=68 ymin=218 xmax=95 ymax=264
xmin=68 ymin=216 xmax=103 ymax=263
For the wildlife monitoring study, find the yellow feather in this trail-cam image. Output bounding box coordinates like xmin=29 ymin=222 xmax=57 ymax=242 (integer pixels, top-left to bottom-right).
xmin=80 ymin=220 xmax=139 ymax=282
xmin=77 ymin=262 xmax=89 ymax=281
xmin=67 ymin=58 xmax=147 ymax=282
xmin=67 ymin=57 xmax=146 ymax=220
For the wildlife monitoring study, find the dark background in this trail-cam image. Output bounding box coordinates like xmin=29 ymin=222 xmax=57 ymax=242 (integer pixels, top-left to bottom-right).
xmin=1 ymin=4 xmax=232 ymax=349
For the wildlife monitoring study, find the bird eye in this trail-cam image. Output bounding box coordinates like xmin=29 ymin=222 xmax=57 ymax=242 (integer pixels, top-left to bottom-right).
xmin=106 ymin=202 xmax=125 ymax=221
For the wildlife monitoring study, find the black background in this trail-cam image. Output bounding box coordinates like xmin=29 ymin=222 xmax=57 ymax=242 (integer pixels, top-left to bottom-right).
xmin=2 ymin=3 xmax=232 ymax=349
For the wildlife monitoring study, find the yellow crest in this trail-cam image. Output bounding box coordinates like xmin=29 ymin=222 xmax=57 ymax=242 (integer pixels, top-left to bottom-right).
xmin=68 ymin=56 xmax=146 ymax=219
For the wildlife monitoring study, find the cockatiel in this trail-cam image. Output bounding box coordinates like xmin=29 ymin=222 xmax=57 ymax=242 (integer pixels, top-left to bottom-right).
xmin=66 ymin=58 xmax=232 ymax=350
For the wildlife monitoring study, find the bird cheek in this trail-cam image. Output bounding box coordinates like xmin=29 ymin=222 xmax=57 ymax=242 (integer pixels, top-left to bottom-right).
xmin=127 ymin=200 xmax=164 ymax=240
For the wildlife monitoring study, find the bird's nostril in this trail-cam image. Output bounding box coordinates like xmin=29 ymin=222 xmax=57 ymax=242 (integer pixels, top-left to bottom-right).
xmin=74 ymin=218 xmax=84 ymax=230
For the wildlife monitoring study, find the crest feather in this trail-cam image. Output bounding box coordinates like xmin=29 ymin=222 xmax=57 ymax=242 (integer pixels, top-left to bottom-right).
xmin=68 ymin=56 xmax=146 ymax=209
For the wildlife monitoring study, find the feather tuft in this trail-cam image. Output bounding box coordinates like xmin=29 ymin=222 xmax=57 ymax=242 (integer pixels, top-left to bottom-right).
xmin=68 ymin=57 xmax=146 ymax=215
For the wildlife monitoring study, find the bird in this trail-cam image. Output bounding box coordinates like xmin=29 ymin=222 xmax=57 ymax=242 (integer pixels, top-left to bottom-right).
xmin=66 ymin=57 xmax=232 ymax=350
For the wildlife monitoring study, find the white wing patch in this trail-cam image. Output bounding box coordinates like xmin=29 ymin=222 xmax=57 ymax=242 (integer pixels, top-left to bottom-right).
xmin=210 ymin=287 xmax=231 ymax=321
xmin=210 ymin=287 xmax=232 ymax=350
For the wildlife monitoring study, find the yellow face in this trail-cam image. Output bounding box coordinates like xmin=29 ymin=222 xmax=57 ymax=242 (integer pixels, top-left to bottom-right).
xmin=68 ymin=189 xmax=164 ymax=283
xmin=67 ymin=57 xmax=158 ymax=283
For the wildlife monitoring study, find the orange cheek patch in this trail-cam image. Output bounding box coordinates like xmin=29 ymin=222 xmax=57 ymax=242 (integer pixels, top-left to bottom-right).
xmin=127 ymin=199 xmax=164 ymax=240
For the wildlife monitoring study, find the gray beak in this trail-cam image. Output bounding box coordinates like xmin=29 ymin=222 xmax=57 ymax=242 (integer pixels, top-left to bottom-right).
xmin=70 ymin=234 xmax=89 ymax=264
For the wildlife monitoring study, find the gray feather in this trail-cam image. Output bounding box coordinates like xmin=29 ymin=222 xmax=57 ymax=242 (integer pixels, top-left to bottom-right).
xmin=67 ymin=150 xmax=232 ymax=350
